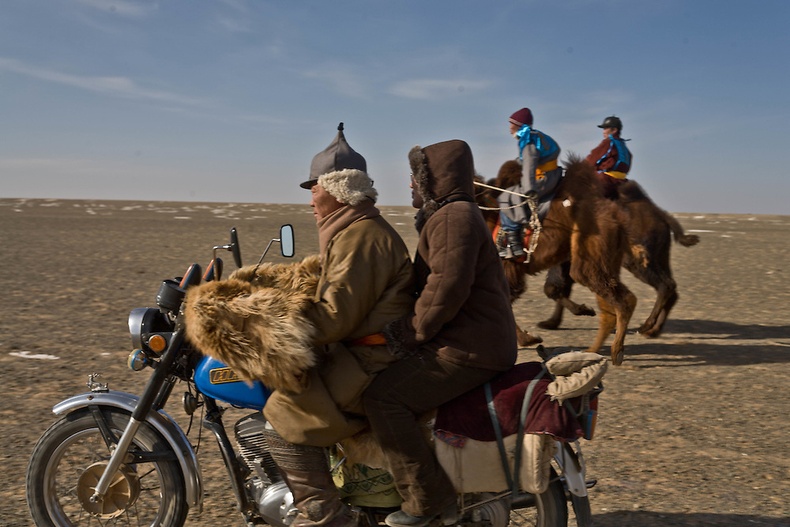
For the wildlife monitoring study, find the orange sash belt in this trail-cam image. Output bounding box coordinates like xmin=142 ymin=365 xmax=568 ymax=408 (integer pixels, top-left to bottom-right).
xmin=348 ymin=333 xmax=387 ymax=347
xmin=535 ymin=159 xmax=559 ymax=180
xmin=603 ymin=170 xmax=628 ymax=179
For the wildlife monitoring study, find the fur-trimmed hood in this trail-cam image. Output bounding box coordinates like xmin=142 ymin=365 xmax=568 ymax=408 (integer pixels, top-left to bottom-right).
xmin=408 ymin=139 xmax=476 ymax=230
xmin=183 ymin=255 xmax=321 ymax=393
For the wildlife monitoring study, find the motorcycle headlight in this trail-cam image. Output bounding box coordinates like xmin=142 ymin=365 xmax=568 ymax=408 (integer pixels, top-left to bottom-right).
xmin=128 ymin=307 xmax=174 ymax=352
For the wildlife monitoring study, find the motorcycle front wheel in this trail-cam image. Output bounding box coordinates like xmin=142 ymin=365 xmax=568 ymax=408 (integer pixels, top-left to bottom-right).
xmin=26 ymin=407 xmax=189 ymax=527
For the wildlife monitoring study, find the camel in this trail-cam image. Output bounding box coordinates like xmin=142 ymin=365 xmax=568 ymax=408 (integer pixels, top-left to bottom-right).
xmin=537 ymin=180 xmax=700 ymax=337
xmin=478 ymin=156 xmax=637 ymax=365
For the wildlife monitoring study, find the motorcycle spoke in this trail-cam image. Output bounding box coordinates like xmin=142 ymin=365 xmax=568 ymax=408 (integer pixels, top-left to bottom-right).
xmin=510 ymin=507 xmax=541 ymax=526
xmin=29 ymin=410 xmax=187 ymax=527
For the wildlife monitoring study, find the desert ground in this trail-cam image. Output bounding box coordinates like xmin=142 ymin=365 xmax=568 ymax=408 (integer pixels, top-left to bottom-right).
xmin=1 ymin=198 xmax=788 ymax=526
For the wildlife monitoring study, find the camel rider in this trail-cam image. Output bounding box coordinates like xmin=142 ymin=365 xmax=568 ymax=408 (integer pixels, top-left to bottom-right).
xmin=586 ymin=115 xmax=632 ymax=199
xmin=497 ymin=107 xmax=563 ymax=259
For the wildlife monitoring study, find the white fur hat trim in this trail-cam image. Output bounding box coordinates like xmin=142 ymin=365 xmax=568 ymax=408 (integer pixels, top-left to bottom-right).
xmin=318 ymin=169 xmax=378 ymax=205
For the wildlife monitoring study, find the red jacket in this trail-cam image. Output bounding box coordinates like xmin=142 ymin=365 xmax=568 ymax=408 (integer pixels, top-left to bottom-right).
xmin=586 ymin=133 xmax=631 ymax=175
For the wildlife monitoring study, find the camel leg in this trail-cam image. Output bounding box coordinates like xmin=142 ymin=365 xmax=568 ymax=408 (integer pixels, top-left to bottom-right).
xmin=638 ymin=311 xmax=658 ymax=335
xmin=585 ymin=296 xmax=616 ymax=355
xmin=627 ymin=260 xmax=678 ymax=337
xmin=539 ymin=264 xmax=571 ymax=329
xmin=539 ymin=263 xmax=596 ymax=330
xmin=563 ymin=298 xmax=597 ymax=317
xmin=640 ymin=285 xmax=678 ymax=338
xmin=501 ymin=260 xmax=543 ymax=347
xmin=608 ymin=289 xmax=637 ymax=366
xmin=538 ymin=301 xmax=565 ymax=330
xmin=539 ymin=297 xmax=598 ymax=330
xmin=569 ymin=247 xmax=635 ymax=364
xmin=585 ymin=285 xmax=636 ymax=366
xmin=516 ymin=323 xmax=543 ymax=347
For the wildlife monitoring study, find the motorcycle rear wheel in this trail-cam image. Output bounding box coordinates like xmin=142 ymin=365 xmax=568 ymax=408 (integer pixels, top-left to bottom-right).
xmin=510 ymin=467 xmax=569 ymax=527
xmin=26 ymin=408 xmax=189 ymax=527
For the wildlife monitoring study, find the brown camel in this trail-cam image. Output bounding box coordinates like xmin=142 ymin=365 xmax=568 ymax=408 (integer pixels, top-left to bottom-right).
xmin=538 ymin=180 xmax=700 ymax=337
xmin=479 ymin=156 xmax=637 ymax=365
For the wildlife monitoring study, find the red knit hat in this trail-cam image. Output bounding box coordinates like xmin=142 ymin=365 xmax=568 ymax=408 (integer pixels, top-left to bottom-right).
xmin=509 ymin=107 xmax=533 ymax=127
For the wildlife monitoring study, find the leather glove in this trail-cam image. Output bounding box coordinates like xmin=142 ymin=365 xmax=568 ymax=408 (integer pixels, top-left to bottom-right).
xmin=382 ymin=315 xmax=420 ymax=359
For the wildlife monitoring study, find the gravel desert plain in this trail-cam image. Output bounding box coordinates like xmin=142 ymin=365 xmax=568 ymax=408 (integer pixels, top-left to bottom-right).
xmin=0 ymin=198 xmax=788 ymax=526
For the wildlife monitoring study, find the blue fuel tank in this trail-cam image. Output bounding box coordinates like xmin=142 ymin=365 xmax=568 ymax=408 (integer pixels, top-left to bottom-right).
xmin=194 ymin=356 xmax=271 ymax=410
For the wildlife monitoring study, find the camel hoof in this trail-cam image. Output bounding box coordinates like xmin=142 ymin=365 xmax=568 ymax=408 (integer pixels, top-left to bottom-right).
xmin=518 ymin=332 xmax=544 ymax=347
xmin=571 ymin=305 xmax=596 ymax=317
xmin=637 ymin=325 xmax=663 ymax=338
xmin=611 ymin=348 xmax=624 ymax=366
xmin=537 ymin=319 xmax=560 ymax=330
xmin=637 ymin=320 xmax=655 ymax=333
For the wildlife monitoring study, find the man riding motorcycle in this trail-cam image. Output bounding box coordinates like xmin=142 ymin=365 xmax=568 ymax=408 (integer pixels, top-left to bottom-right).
xmin=262 ymin=123 xmax=415 ymax=527
xmin=364 ymin=139 xmax=518 ymax=527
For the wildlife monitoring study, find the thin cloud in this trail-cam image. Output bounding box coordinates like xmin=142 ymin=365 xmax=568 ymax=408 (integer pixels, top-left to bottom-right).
xmin=218 ymin=0 xmax=250 ymax=14
xmin=389 ymin=79 xmax=491 ymax=100
xmin=0 ymin=57 xmax=207 ymax=107
xmin=217 ymin=16 xmax=253 ymax=33
xmin=300 ymin=64 xmax=369 ymax=98
xmin=73 ymin=0 xmax=156 ymax=17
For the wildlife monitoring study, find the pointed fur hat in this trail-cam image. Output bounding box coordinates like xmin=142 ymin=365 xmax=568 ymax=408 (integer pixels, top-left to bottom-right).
xmin=300 ymin=123 xmax=377 ymax=205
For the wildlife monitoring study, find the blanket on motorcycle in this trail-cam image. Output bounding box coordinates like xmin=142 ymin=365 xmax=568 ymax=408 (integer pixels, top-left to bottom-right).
xmin=435 ymin=362 xmax=581 ymax=442
xmin=435 ymin=352 xmax=607 ymax=442
xmin=433 ymin=352 xmax=607 ymax=494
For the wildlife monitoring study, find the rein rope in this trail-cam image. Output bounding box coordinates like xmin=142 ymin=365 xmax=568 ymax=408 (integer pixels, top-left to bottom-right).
xmin=473 ymin=180 xmax=530 ymax=211
xmin=473 ymin=180 xmax=543 ymax=263
xmin=524 ymin=195 xmax=542 ymax=263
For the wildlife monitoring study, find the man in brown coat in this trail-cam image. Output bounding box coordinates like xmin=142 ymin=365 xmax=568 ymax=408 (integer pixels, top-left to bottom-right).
xmin=264 ymin=123 xmax=415 ymax=527
xmin=363 ymin=139 xmax=518 ymax=527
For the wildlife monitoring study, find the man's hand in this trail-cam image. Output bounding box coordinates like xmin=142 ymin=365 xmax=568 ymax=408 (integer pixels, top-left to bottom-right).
xmin=382 ymin=315 xmax=420 ymax=359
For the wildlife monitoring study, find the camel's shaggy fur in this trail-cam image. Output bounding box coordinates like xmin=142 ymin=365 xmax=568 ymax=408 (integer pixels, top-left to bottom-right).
xmin=481 ymin=155 xmax=637 ymax=364
xmin=183 ymin=255 xmax=321 ymax=393
xmin=538 ymin=179 xmax=700 ymax=337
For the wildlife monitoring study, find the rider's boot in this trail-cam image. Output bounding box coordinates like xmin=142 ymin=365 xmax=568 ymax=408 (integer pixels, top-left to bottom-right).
xmin=505 ymin=228 xmax=525 ymax=258
xmin=497 ymin=228 xmax=525 ymax=259
xmin=264 ymin=429 xmax=357 ymax=527
xmin=496 ymin=230 xmax=511 ymax=259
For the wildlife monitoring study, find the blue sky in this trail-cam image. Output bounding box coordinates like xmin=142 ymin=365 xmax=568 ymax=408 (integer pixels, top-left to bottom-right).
xmin=2 ymin=0 xmax=789 ymax=214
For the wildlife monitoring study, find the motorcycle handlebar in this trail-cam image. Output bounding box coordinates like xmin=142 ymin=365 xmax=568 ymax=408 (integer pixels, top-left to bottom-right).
xmin=179 ymin=263 xmax=203 ymax=289
xmin=202 ymin=258 xmax=223 ymax=282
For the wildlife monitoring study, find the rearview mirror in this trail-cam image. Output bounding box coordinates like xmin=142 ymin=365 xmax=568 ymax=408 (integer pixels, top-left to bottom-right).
xmin=230 ymin=227 xmax=242 ymax=268
xmin=280 ymin=224 xmax=295 ymax=258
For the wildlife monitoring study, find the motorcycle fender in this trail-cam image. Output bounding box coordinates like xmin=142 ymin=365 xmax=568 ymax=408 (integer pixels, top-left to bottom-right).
xmin=53 ymin=391 xmax=203 ymax=509
xmin=554 ymin=440 xmax=587 ymax=497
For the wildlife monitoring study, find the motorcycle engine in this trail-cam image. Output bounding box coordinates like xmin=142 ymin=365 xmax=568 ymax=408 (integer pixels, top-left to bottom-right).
xmin=235 ymin=413 xmax=296 ymax=526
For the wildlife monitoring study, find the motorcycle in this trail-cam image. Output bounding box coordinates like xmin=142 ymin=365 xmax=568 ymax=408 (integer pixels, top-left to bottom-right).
xmin=26 ymin=225 xmax=601 ymax=527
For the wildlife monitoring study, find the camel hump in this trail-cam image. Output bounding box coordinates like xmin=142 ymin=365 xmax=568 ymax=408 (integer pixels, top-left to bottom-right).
xmin=617 ymin=179 xmax=650 ymax=201
xmin=495 ymin=159 xmax=523 ymax=188
xmin=615 ymin=180 xmax=700 ymax=248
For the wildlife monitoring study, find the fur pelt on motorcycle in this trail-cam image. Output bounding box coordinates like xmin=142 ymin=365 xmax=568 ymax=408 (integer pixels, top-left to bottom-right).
xmin=183 ymin=255 xmax=321 ymax=394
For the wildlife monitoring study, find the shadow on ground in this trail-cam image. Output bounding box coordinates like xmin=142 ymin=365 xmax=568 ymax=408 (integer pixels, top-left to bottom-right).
xmin=590 ymin=510 xmax=789 ymax=527
xmin=540 ymin=318 xmax=790 ymax=367
xmin=662 ymin=319 xmax=790 ymax=341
